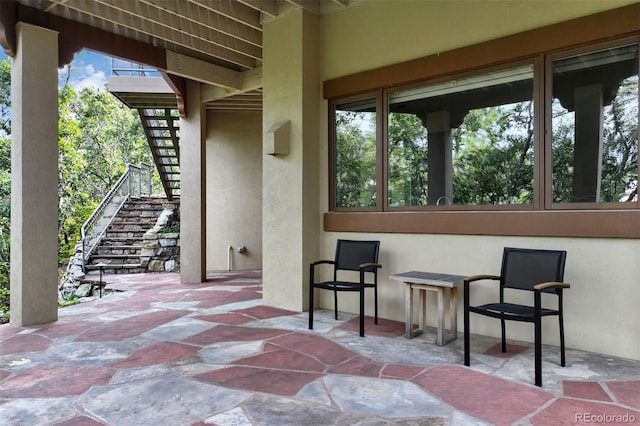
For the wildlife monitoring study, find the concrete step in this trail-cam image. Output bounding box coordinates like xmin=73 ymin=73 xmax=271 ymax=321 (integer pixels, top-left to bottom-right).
xmin=84 ymin=196 xmax=178 ymax=275
xmin=100 ymin=237 xmax=143 ymax=242
xmin=90 ymin=254 xmax=142 ymax=259
xmin=111 ymin=218 xmax=156 ymax=224
xmin=105 ymin=230 xmax=147 ymax=237
xmin=95 ymin=244 xmax=142 ymax=250
xmin=107 ymin=223 xmax=153 ymax=232
xmin=117 ymin=211 xmax=161 ymax=218
xmin=85 ymin=264 xmax=145 ymax=274
xmin=94 ymin=248 xmax=141 ymax=256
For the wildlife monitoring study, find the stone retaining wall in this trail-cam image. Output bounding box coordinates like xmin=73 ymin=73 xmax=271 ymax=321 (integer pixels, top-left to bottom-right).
xmin=59 ymin=206 xmax=180 ymax=300
xmin=140 ymin=207 xmax=180 ymax=273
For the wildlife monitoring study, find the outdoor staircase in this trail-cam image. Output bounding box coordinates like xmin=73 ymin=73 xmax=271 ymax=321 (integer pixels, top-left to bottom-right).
xmin=138 ymin=108 xmax=180 ymax=200
xmin=84 ymin=197 xmax=167 ymax=275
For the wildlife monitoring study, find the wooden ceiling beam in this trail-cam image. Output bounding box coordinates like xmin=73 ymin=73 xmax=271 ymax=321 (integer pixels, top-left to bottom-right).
xmin=284 ymin=0 xmax=320 ymax=16
xmin=188 ymin=0 xmax=262 ymax=31
xmin=166 ymin=51 xmax=243 ymax=90
xmin=51 ymin=0 xmax=257 ymax=69
xmin=200 ymin=66 xmax=262 ymax=102
xmin=96 ymin=0 xmax=262 ymax=60
xmin=141 ymin=0 xmax=261 ymax=47
xmin=0 ymin=0 xmax=17 ymax=56
xmin=238 ymin=0 xmax=278 ymax=18
xmin=6 ymin=1 xmax=166 ymax=67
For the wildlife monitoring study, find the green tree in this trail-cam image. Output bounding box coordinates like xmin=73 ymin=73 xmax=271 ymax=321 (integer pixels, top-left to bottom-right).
xmin=335 ymin=111 xmax=377 ymax=208
xmin=0 ymin=58 xmax=10 ymax=295
xmin=602 ymin=76 xmax=638 ymax=202
xmin=0 ymin=136 xmax=10 ymax=289
xmin=0 ymin=58 xmax=10 ymax=317
xmin=453 ymin=102 xmax=534 ymax=205
xmin=552 ymin=76 xmax=638 ymax=203
xmin=0 ymin=58 xmax=10 ymax=135
xmin=57 ymin=84 xmax=152 ymax=260
xmin=388 ymin=113 xmax=429 ymax=206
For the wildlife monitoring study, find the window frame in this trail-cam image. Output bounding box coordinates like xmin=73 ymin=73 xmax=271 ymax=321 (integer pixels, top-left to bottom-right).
xmin=381 ymin=58 xmax=543 ymax=212
xmin=324 ymin=4 xmax=640 ymax=238
xmin=544 ymin=36 xmax=640 ymax=211
xmin=329 ymin=91 xmax=383 ymax=212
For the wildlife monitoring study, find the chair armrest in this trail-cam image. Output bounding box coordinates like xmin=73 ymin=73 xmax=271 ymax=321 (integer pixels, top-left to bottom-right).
xmin=311 ymin=260 xmax=335 ymax=266
xmin=465 ymin=274 xmax=500 ymax=283
xmin=359 ymin=262 xmax=381 ymax=270
xmin=534 ymin=281 xmax=571 ymax=291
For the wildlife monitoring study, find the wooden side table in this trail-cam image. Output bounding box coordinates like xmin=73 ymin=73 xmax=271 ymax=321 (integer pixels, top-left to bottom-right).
xmin=390 ymin=271 xmax=466 ymax=346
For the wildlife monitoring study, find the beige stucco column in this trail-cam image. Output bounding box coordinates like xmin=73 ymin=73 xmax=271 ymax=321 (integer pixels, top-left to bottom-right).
xmin=179 ymin=80 xmax=207 ymax=282
xmin=10 ymin=23 xmax=59 ymax=326
xmin=262 ymin=10 xmax=320 ymax=311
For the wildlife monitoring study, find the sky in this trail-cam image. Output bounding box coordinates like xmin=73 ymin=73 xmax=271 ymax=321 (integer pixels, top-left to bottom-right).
xmin=1 ymin=49 xmax=128 ymax=92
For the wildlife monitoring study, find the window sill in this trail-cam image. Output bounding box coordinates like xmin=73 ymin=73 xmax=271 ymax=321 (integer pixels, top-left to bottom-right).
xmin=323 ymin=210 xmax=640 ymax=239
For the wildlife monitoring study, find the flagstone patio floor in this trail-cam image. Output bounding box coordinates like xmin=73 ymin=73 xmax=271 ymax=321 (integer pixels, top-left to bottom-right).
xmin=0 ymin=270 xmax=638 ymax=425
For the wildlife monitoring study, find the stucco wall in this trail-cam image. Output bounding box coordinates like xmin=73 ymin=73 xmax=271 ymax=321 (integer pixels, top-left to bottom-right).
xmin=314 ymin=0 xmax=640 ymax=360
xmin=206 ymin=111 xmax=262 ymax=271
xmin=262 ymin=10 xmax=320 ymax=311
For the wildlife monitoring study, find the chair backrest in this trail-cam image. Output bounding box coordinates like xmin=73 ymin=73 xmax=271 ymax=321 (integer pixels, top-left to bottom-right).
xmin=334 ymin=239 xmax=380 ymax=273
xmin=501 ymin=247 xmax=566 ymax=291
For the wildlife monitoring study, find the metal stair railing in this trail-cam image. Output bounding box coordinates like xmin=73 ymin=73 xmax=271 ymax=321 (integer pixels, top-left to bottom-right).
xmin=80 ymin=163 xmax=153 ymax=272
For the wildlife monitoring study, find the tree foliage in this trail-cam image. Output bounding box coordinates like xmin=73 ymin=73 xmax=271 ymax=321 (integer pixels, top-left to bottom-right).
xmin=452 ymin=102 xmax=534 ymax=205
xmin=0 ymin=59 xmax=11 ymax=292
xmin=335 ymin=111 xmax=377 ymax=208
xmin=0 ymin=56 xmax=155 ymax=294
xmin=336 ymin=81 xmax=637 ymax=208
xmin=0 ymin=58 xmax=10 ymax=135
xmin=57 ymin=84 xmax=153 ymax=259
xmin=388 ymin=113 xmax=429 ymax=206
xmin=552 ymin=76 xmax=638 ymax=203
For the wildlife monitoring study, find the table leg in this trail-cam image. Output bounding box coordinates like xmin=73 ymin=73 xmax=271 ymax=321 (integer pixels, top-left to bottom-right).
xmin=450 ymin=287 xmax=458 ymax=342
xmin=436 ymin=287 xmax=444 ymax=346
xmin=405 ymin=283 xmax=413 ymax=338
xmin=419 ymin=287 xmax=426 ymax=334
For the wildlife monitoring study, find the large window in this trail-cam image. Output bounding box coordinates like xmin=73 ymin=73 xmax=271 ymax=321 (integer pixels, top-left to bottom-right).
xmin=333 ymin=97 xmax=378 ymax=209
xmin=330 ymin=40 xmax=639 ymax=214
xmin=551 ymin=43 xmax=638 ymax=206
xmin=387 ymin=65 xmax=535 ymax=208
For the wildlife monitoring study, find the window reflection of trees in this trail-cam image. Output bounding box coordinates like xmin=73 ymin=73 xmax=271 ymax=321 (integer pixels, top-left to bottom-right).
xmin=552 ymin=75 xmax=638 ymax=204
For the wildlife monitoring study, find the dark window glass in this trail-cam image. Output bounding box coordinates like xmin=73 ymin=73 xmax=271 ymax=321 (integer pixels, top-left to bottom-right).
xmin=334 ymin=98 xmax=377 ymax=208
xmin=387 ymin=65 xmax=535 ymax=207
xmin=552 ymin=44 xmax=639 ymax=204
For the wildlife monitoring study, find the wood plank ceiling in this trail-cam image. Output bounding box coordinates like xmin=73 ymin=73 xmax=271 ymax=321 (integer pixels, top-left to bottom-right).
xmin=9 ymin=0 xmax=349 ymax=199
xmin=15 ymin=0 xmax=350 ymax=111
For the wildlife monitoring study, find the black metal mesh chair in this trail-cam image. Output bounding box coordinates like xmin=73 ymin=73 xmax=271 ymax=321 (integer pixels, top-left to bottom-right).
xmin=308 ymin=239 xmax=381 ymax=337
xmin=463 ymin=247 xmax=570 ymax=386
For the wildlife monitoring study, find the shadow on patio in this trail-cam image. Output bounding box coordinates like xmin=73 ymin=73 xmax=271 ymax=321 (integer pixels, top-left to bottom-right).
xmin=0 ymin=270 xmax=638 ymax=425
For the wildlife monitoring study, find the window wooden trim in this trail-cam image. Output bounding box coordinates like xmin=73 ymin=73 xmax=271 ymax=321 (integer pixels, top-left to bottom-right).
xmin=544 ymin=36 xmax=640 ymax=210
xmin=329 ymin=92 xmax=382 ymax=211
xmin=324 ymin=3 xmax=640 ymax=238
xmin=382 ymin=58 xmax=540 ymax=211
xmin=323 ymin=3 xmax=640 ymax=100
xmin=324 ymin=210 xmax=640 ymax=239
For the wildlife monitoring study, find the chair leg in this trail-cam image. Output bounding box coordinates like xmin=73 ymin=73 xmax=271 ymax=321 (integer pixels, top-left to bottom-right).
xmin=374 ymin=285 xmax=378 ymax=324
xmin=359 ymin=287 xmax=365 ymax=337
xmin=308 ymin=280 xmax=314 ymax=330
xmin=558 ymin=291 xmax=566 ymax=367
xmin=334 ymin=289 xmax=338 ymax=320
xmin=534 ymin=292 xmax=542 ymax=387
xmin=559 ymin=312 xmax=566 ymax=367
xmin=501 ymin=318 xmax=507 ymax=353
xmin=463 ymin=281 xmax=470 ymax=366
